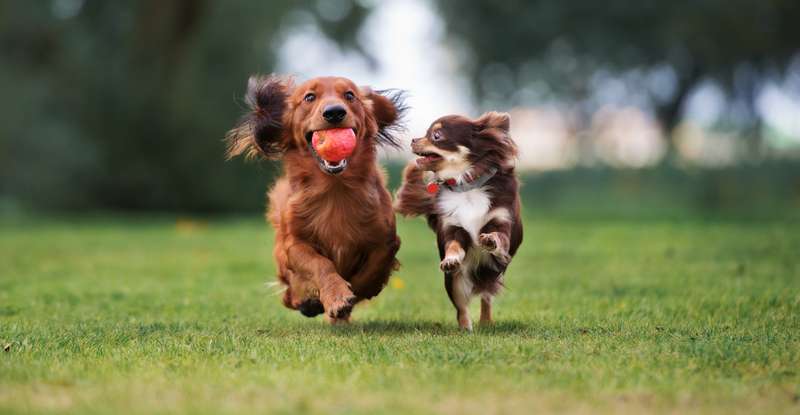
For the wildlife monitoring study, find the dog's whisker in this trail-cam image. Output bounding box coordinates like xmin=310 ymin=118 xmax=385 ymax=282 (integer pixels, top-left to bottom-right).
xmin=264 ymin=281 xmax=287 ymax=296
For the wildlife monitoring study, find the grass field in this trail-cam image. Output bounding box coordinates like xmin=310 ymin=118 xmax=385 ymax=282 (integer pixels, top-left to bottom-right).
xmin=1 ymin=214 xmax=799 ymax=414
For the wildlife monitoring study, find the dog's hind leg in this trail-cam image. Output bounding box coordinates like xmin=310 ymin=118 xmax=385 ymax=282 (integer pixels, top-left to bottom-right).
xmin=446 ymin=270 xmax=473 ymax=331
xmin=440 ymin=227 xmax=473 ymax=331
xmin=479 ymin=295 xmax=493 ymax=325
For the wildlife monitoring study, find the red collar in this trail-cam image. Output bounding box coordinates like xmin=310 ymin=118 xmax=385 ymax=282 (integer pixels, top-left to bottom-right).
xmin=426 ymin=178 xmax=457 ymax=194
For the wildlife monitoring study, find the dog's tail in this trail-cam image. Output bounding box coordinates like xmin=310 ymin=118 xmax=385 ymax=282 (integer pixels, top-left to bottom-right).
xmin=394 ymin=161 xmax=435 ymax=217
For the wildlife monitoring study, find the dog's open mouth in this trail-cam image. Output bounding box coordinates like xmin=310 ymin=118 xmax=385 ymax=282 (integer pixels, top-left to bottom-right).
xmin=318 ymin=157 xmax=348 ymax=174
xmin=306 ymin=128 xmax=356 ymax=175
xmin=414 ymin=150 xmax=443 ymax=167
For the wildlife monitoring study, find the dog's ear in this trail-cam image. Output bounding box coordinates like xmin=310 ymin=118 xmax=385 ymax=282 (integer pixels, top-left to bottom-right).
xmin=475 ymin=111 xmax=511 ymax=133
xmin=226 ymin=75 xmax=293 ymax=160
xmin=361 ymin=87 xmax=408 ymax=148
xmin=474 ymin=111 xmax=517 ymax=159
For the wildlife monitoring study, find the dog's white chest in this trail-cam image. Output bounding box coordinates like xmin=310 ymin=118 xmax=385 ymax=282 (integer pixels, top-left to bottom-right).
xmin=436 ymin=187 xmax=491 ymax=243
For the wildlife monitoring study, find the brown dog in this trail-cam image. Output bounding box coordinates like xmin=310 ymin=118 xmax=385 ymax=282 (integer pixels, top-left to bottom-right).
xmin=395 ymin=112 xmax=522 ymax=330
xmin=226 ymin=75 xmax=405 ymax=323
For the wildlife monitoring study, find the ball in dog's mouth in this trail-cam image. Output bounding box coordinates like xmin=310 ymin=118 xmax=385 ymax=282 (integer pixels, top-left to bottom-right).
xmin=308 ymin=128 xmax=356 ymax=175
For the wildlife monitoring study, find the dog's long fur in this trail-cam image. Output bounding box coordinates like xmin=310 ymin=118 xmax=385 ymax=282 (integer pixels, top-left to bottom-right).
xmin=395 ymin=112 xmax=522 ymax=330
xmin=227 ymin=75 xmax=406 ymax=323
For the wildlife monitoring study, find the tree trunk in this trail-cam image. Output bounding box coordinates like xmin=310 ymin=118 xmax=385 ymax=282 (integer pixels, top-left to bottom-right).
xmin=656 ymin=67 xmax=701 ymax=165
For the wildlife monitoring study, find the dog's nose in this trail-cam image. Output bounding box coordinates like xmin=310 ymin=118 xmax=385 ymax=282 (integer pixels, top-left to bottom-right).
xmin=411 ymin=137 xmax=421 ymax=145
xmin=322 ymin=105 xmax=347 ymax=124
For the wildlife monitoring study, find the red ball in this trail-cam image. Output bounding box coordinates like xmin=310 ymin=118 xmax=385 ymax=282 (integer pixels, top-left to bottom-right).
xmin=312 ymin=128 xmax=356 ymax=162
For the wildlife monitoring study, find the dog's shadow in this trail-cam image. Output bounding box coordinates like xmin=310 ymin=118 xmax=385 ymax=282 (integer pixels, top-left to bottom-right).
xmin=327 ymin=319 xmax=534 ymax=336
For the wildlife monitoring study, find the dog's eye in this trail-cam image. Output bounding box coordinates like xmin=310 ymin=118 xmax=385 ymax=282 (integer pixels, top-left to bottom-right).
xmin=303 ymin=93 xmax=316 ymax=103
xmin=432 ymin=130 xmax=443 ymax=141
xmin=344 ymin=91 xmax=355 ymax=101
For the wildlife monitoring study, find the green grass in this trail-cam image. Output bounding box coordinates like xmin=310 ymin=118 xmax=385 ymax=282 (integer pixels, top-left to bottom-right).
xmin=1 ymin=215 xmax=798 ymax=414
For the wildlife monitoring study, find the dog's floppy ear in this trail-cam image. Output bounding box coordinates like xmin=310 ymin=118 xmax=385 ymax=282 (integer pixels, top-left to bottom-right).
xmin=226 ymin=75 xmax=293 ymax=160
xmin=475 ymin=111 xmax=511 ymax=133
xmin=361 ymin=87 xmax=408 ymax=148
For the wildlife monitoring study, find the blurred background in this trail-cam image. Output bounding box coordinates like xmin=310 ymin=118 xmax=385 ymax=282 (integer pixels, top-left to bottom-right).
xmin=1 ymin=0 xmax=799 ymax=217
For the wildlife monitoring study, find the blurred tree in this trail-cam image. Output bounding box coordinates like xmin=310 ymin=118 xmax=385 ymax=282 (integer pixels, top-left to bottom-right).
xmin=433 ymin=0 xmax=800 ymax=162
xmin=0 ymin=0 xmax=369 ymax=212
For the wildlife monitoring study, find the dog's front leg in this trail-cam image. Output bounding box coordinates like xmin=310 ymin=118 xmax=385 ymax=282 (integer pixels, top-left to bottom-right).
xmin=478 ymin=211 xmax=513 ymax=267
xmin=286 ymin=241 xmax=355 ymax=322
xmin=439 ymin=226 xmax=470 ymax=272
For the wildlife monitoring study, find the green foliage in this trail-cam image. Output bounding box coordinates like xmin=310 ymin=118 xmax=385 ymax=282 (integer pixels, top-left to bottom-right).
xmin=2 ymin=1 xmax=799 ymax=213
xmin=436 ymin=0 xmax=799 ymax=82
xmin=0 ymin=1 xmax=370 ymax=212
xmin=433 ymin=0 xmax=800 ymax=145
xmin=1 ymin=215 xmax=798 ymax=414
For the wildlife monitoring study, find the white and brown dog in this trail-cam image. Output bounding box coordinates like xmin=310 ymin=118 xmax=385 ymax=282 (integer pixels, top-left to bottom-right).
xmin=395 ymin=112 xmax=523 ymax=330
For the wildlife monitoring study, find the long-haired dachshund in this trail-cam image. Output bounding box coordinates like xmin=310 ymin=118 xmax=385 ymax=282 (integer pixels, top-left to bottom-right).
xmin=226 ymin=75 xmax=406 ymax=324
xmin=395 ymin=112 xmax=522 ymax=330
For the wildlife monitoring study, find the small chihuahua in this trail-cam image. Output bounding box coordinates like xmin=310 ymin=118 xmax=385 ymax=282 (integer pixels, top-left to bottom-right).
xmin=395 ymin=112 xmax=523 ymax=330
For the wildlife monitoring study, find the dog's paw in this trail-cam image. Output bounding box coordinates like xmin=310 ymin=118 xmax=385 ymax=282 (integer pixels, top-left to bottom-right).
xmin=440 ymin=256 xmax=462 ymax=272
xmin=458 ymin=316 xmax=473 ymax=332
xmin=479 ymin=233 xmax=510 ymax=265
xmin=326 ymin=294 xmax=356 ymax=320
xmin=479 ymin=233 xmax=499 ymax=251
